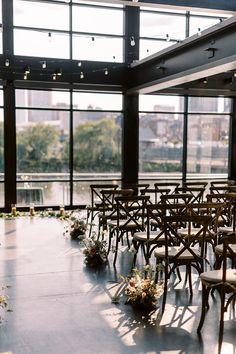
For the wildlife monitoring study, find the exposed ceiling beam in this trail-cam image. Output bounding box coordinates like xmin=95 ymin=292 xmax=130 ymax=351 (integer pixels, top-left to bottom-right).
xmin=126 ymin=15 xmax=236 ymax=94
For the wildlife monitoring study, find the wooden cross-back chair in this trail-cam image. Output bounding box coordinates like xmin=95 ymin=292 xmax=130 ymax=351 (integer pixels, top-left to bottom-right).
xmin=107 ymin=195 xmax=150 ymax=266
xmin=175 ymin=186 xmax=206 ymax=203
xmin=140 ymin=187 xmax=171 ymax=204
xmin=206 ymin=193 xmax=236 ymax=236
xmin=178 ymin=202 xmax=227 ymax=255
xmin=97 ymin=188 xmax=134 ymax=238
xmin=132 ymin=202 xmax=188 ymax=266
xmin=122 ymin=183 xmax=150 ymax=196
xmin=154 ymin=182 xmax=180 ymax=195
xmin=154 ymin=213 xmax=213 ymax=315
xmin=197 ymin=233 xmax=236 ymax=354
xmin=86 ymin=184 xmax=119 ymax=235
xmin=210 ymin=180 xmax=235 ymax=188
xmin=183 ymin=181 xmax=208 ymax=189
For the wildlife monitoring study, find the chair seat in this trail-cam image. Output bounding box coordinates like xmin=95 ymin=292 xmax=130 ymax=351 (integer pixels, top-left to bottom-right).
xmin=178 ymin=227 xmax=202 ymax=237
xmin=154 ymin=246 xmax=200 ymax=260
xmin=133 ymin=231 xmax=164 ymax=243
xmin=218 ymin=226 xmax=235 ymax=234
xmin=107 ymin=219 xmax=142 ymax=229
xmin=215 ymin=243 xmax=236 ymax=255
xmin=200 ymin=268 xmax=236 ymax=284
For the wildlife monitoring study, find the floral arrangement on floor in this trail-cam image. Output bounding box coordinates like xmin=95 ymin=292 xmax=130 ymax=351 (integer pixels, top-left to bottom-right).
xmin=112 ymin=265 xmax=164 ymax=311
xmin=63 ymin=211 xmax=88 ymax=240
xmin=0 ymin=285 xmax=11 ymax=323
xmin=83 ymin=233 xmax=107 ymax=267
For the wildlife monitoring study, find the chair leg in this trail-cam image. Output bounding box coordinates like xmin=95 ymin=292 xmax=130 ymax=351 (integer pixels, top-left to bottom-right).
xmin=197 ymin=283 xmax=208 ymax=333
xmin=218 ymin=286 xmax=226 ymax=354
xmin=161 ymin=263 xmax=169 ymax=315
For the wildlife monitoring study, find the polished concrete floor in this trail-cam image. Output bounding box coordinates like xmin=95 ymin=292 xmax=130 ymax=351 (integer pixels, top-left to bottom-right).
xmin=0 ymin=216 xmax=235 ymax=354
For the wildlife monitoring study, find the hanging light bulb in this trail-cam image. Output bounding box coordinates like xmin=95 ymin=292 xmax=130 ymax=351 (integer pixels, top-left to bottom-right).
xmin=197 ymin=28 xmax=202 ymax=36
xmin=52 ymin=73 xmax=57 ymax=80
xmin=104 ymin=68 xmax=108 ymax=75
xmin=24 ymin=66 xmax=30 ymax=74
xmin=130 ymin=36 xmax=135 ymax=47
xmin=80 ymin=71 xmax=84 ymax=79
xmin=42 ymin=61 xmax=46 ymax=69
xmin=5 ymin=59 xmax=9 ymax=67
xmin=166 ymin=34 xmax=170 ymax=42
xmin=77 ymin=61 xmax=82 ymax=67
xmin=23 ymin=73 xmax=27 ymax=80
xmin=57 ymin=68 xmax=62 ymax=76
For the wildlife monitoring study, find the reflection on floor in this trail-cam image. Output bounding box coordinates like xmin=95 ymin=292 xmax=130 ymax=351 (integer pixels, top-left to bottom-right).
xmin=0 ymin=217 xmax=235 ymax=354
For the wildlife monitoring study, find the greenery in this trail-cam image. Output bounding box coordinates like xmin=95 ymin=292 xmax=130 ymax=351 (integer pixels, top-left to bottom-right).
xmin=83 ymin=233 xmax=107 ymax=267
xmin=72 ymin=118 xmax=121 ymax=172
xmin=112 ymin=265 xmax=164 ymax=311
xmin=63 ymin=211 xmax=87 ymax=240
xmin=0 ymin=285 xmax=11 ymax=322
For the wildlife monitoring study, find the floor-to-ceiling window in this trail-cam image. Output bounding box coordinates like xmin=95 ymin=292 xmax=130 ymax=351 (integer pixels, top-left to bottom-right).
xmin=72 ymin=2 xmax=124 ymax=62
xmin=72 ymin=91 xmax=122 ymax=205
xmin=139 ymin=94 xmax=232 ymax=182
xmin=139 ymin=94 xmax=184 ymax=184
xmin=15 ymin=88 xmax=122 ymax=207
xmin=0 ymin=87 xmax=3 ymax=207
xmin=15 ymin=89 xmax=70 ymax=206
xmin=187 ymin=96 xmax=231 ymax=177
xmin=13 ymin=0 xmax=70 ymax=58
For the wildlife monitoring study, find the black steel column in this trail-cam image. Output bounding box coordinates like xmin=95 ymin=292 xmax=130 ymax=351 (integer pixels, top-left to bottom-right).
xmin=229 ymin=98 xmax=236 ymax=182
xmin=122 ymin=94 xmax=139 ymax=186
xmin=4 ymin=80 xmax=16 ymax=212
xmin=182 ymin=96 xmax=188 ymax=183
xmin=122 ymin=6 xmax=140 ymax=186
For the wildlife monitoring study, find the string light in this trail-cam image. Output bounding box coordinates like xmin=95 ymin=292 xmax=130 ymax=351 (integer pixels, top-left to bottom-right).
xmin=80 ymin=71 xmax=84 ymax=79
xmin=104 ymin=68 xmax=108 ymax=75
xmin=42 ymin=61 xmax=46 ymax=69
xmin=77 ymin=61 xmax=82 ymax=67
xmin=52 ymin=73 xmax=57 ymax=80
xmin=130 ymin=36 xmax=135 ymax=47
xmin=24 ymin=66 xmax=30 ymax=74
xmin=5 ymin=59 xmax=9 ymax=67
xmin=57 ymin=68 xmax=62 ymax=76
xmin=23 ymin=73 xmax=28 ymax=80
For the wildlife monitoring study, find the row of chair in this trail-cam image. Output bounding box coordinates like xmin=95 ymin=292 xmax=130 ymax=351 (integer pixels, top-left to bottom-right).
xmin=85 ymin=181 xmax=236 ymax=350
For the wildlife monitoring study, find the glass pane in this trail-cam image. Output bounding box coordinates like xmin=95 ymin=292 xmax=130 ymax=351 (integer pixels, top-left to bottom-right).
xmin=73 ymin=35 xmax=123 ymax=62
xmin=73 ymin=112 xmax=122 ymax=174
xmin=14 ymin=29 xmax=70 ymax=59
xmin=16 ymin=181 xmax=70 ymax=206
xmin=140 ymin=12 xmax=186 ymax=40
xmin=16 ymin=109 xmax=70 ymax=181
xmin=0 ymin=108 xmax=4 ymax=175
xmin=139 ymin=94 xmax=184 ymax=112
xmin=139 ymin=39 xmax=176 ymax=60
xmin=139 ymin=113 xmax=183 ymax=174
xmin=189 ymin=16 xmax=221 ymax=36
xmin=188 ymin=96 xmax=231 ymax=113
xmin=0 ymin=90 xmax=3 ymax=106
xmin=73 ymin=92 xmax=122 ymax=110
xmin=16 ymin=90 xmax=70 ymax=108
xmin=73 ymin=179 xmax=121 ymax=205
xmin=14 ymin=0 xmax=69 ymax=30
xmin=0 ymin=33 xmax=2 ymax=54
xmin=72 ymin=6 xmax=123 ymax=34
xmin=187 ymin=114 xmax=230 ymax=174
xmin=0 ymin=182 xmax=4 ymax=207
